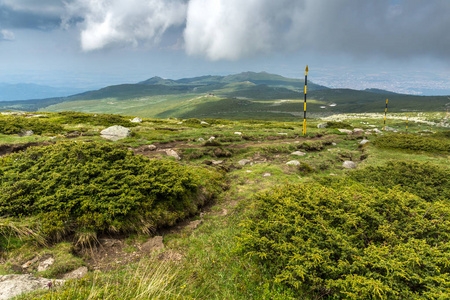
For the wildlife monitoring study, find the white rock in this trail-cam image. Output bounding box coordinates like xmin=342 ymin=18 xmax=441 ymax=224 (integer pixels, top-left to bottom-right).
xmin=343 ymin=161 xmax=357 ymax=169
xmin=165 ymin=149 xmax=180 ymax=160
xmin=37 ymin=257 xmax=55 ymax=272
xmin=62 ymin=267 xmax=88 ymax=280
xmin=286 ymin=160 xmax=301 ymax=166
xmin=130 ymin=117 xmax=142 ymax=123
xmin=317 ymin=123 xmax=328 ymax=128
xmin=145 ymin=145 xmax=157 ymax=151
xmin=338 ymin=129 xmax=352 ymax=134
xmin=353 ymin=128 xmax=364 ymax=134
xmin=291 ymin=151 xmax=306 ymax=156
xmin=100 ymin=125 xmax=131 ymax=141
xmin=360 ymin=139 xmax=370 ymax=145
xmin=211 ymin=160 xmax=223 ymax=165
xmin=332 ymin=142 xmax=337 ymax=146
xmin=200 ymin=121 xmax=209 ymax=125
xmin=278 ymin=133 xmax=288 ymax=135
xmin=263 ymin=173 xmax=272 ymax=177
xmin=197 ymin=138 xmax=205 ymax=142
xmin=0 ymin=274 xmax=64 ymax=300
xmin=19 ymin=130 xmax=33 ymax=137
xmin=238 ymin=159 xmax=251 ymax=166
xmin=234 ymin=132 xmax=242 ymax=135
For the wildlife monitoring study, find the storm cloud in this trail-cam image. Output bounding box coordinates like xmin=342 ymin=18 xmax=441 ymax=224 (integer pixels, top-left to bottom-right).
xmin=2 ymin=0 xmax=450 ymax=61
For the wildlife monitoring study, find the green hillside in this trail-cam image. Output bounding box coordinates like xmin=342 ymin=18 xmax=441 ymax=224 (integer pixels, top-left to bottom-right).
xmin=0 ymin=71 xmax=448 ymax=119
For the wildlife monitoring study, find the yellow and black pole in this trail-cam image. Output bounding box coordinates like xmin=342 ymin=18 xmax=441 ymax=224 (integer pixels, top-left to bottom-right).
xmin=383 ymin=99 xmax=388 ymax=131
xmin=303 ymin=65 xmax=308 ymax=135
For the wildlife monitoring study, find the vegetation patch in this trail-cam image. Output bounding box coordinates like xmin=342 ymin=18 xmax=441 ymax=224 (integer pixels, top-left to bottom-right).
xmin=55 ymin=111 xmax=137 ymax=127
xmin=0 ymin=116 xmax=63 ymax=135
xmin=325 ymin=121 xmax=353 ymax=129
xmin=239 ymin=181 xmax=450 ymax=299
xmin=0 ymin=141 xmax=224 ymax=245
xmin=374 ymin=133 xmax=450 ymax=153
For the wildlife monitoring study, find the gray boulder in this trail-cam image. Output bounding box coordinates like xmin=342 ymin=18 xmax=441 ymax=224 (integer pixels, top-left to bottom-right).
xmin=338 ymin=129 xmax=352 ymax=134
xmin=286 ymin=160 xmax=301 ymax=166
xmin=165 ymin=149 xmax=180 ymax=160
xmin=130 ymin=117 xmax=142 ymax=123
xmin=317 ymin=123 xmax=328 ymax=129
xmin=100 ymin=125 xmax=131 ymax=141
xmin=62 ymin=267 xmax=88 ymax=280
xmin=343 ymin=161 xmax=357 ymax=169
xmin=360 ymin=139 xmax=370 ymax=145
xmin=238 ymin=159 xmax=251 ymax=166
xmin=0 ymin=274 xmax=64 ymax=300
xmin=291 ymin=151 xmax=306 ymax=156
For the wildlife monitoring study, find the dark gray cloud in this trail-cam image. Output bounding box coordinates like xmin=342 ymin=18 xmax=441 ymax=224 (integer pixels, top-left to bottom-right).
xmin=1 ymin=0 xmax=449 ymax=62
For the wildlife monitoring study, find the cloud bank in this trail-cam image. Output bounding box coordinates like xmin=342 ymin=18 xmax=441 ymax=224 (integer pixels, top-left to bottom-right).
xmin=0 ymin=29 xmax=14 ymax=41
xmin=1 ymin=0 xmax=450 ymax=61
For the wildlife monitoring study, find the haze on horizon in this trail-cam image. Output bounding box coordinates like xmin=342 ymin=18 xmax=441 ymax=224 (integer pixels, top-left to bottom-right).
xmin=0 ymin=0 xmax=449 ymax=98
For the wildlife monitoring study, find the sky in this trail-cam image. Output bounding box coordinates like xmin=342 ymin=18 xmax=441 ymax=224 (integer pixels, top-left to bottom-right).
xmin=0 ymin=0 xmax=450 ymax=96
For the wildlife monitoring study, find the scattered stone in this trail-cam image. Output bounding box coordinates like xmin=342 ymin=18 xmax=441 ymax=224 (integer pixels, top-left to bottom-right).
xmin=317 ymin=123 xmax=328 ymax=129
xmin=187 ymin=220 xmax=203 ymax=230
xmin=246 ymin=170 xmax=252 ymax=173
xmin=352 ymin=128 xmax=364 ymax=135
xmin=338 ymin=129 xmax=352 ymax=134
xmin=62 ymin=267 xmax=88 ymax=280
xmin=234 ymin=132 xmax=242 ymax=135
xmin=165 ymin=149 xmax=180 ymax=160
xmin=197 ymin=138 xmax=205 ymax=142
xmin=100 ymin=125 xmax=131 ymax=141
xmin=0 ymin=274 xmax=64 ymax=300
xmin=291 ymin=151 xmax=306 ymax=156
xmin=208 ymin=136 xmax=215 ymax=141
xmin=141 ymin=236 xmax=164 ymax=253
xmin=177 ymin=122 xmax=183 ymax=124
xmin=21 ymin=257 xmax=39 ymax=269
xmin=332 ymin=142 xmax=337 ymax=146
xmin=277 ymin=133 xmax=288 ymax=135
xmin=360 ymin=139 xmax=370 ymax=145
xmin=200 ymin=121 xmax=209 ymax=125
xmin=384 ymin=126 xmax=397 ymax=132
xmin=373 ymin=129 xmax=383 ymax=134
xmin=145 ymin=144 xmax=157 ymax=151
xmin=330 ymin=173 xmax=337 ymax=176
xmin=286 ymin=160 xmax=301 ymax=166
xmin=19 ymin=130 xmax=33 ymax=137
xmin=130 ymin=117 xmax=142 ymax=123
xmin=37 ymin=257 xmax=55 ymax=272
xmin=238 ymin=159 xmax=251 ymax=166
xmin=343 ymin=161 xmax=357 ymax=169
xmin=263 ymin=173 xmax=271 ymax=177
xmin=211 ymin=160 xmax=223 ymax=165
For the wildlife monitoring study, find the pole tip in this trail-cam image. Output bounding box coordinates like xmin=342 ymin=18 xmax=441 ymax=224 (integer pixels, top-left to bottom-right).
xmin=305 ymin=65 xmax=309 ymax=72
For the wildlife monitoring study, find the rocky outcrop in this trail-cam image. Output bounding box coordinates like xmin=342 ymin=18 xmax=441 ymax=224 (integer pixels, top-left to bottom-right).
xmin=0 ymin=274 xmax=64 ymax=300
xmin=100 ymin=125 xmax=131 ymax=141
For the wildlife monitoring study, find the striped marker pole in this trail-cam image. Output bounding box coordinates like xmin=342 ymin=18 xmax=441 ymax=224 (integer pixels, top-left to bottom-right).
xmin=383 ymin=99 xmax=388 ymax=131
xmin=303 ymin=65 xmax=308 ymax=136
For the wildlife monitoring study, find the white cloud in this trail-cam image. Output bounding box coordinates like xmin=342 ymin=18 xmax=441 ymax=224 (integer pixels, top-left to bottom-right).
xmin=64 ymin=0 xmax=187 ymax=51
xmin=1 ymin=29 xmax=15 ymax=41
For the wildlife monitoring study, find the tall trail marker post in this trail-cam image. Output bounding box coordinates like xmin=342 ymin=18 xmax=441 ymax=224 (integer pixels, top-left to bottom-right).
xmin=383 ymin=99 xmax=388 ymax=131
xmin=303 ymin=65 xmax=308 ymax=136
xmin=406 ymin=114 xmax=408 ymax=132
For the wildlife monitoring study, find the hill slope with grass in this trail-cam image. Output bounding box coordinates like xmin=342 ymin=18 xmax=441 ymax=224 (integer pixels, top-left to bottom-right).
xmin=1 ymin=72 xmax=448 ymax=119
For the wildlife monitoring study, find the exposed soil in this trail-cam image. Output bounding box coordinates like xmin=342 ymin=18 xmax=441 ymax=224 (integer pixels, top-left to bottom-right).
xmin=0 ymin=142 xmax=53 ymax=157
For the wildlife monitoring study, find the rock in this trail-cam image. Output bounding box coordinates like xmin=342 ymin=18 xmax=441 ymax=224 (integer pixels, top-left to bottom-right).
xmin=246 ymin=170 xmax=252 ymax=173
xmin=100 ymin=125 xmax=131 ymax=141
xmin=360 ymin=139 xmax=370 ymax=145
xmin=19 ymin=130 xmax=33 ymax=137
xmin=187 ymin=220 xmax=203 ymax=230
xmin=238 ymin=159 xmax=251 ymax=166
xmin=208 ymin=136 xmax=215 ymax=141
xmin=177 ymin=122 xmax=183 ymax=124
xmin=37 ymin=257 xmax=55 ymax=272
xmin=21 ymin=257 xmax=39 ymax=269
xmin=200 ymin=121 xmax=209 ymax=125
xmin=211 ymin=160 xmax=223 ymax=165
xmin=277 ymin=133 xmax=288 ymax=135
xmin=62 ymin=267 xmax=88 ymax=280
xmin=291 ymin=151 xmax=306 ymax=156
xmin=338 ymin=129 xmax=352 ymax=134
xmin=165 ymin=149 xmax=180 ymax=160
xmin=332 ymin=142 xmax=337 ymax=146
xmin=0 ymin=274 xmax=64 ymax=300
xmin=286 ymin=160 xmax=301 ymax=166
xmin=263 ymin=173 xmax=271 ymax=177
xmin=234 ymin=132 xmax=242 ymax=135
xmin=352 ymin=128 xmax=364 ymax=135
xmin=317 ymin=123 xmax=328 ymax=129
xmin=145 ymin=145 xmax=157 ymax=151
xmin=384 ymin=126 xmax=397 ymax=132
xmin=373 ymin=129 xmax=383 ymax=134
xmin=141 ymin=236 xmax=164 ymax=253
xmin=343 ymin=161 xmax=357 ymax=169
xmin=197 ymin=138 xmax=205 ymax=142
xmin=130 ymin=117 xmax=142 ymax=123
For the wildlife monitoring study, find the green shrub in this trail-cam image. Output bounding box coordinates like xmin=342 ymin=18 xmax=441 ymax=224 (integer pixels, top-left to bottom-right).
xmin=348 ymin=160 xmax=450 ymax=202
xmin=0 ymin=116 xmax=63 ymax=135
xmin=374 ymin=133 xmax=449 ymax=153
xmin=56 ymin=111 xmax=137 ymax=127
xmin=0 ymin=142 xmax=224 ymax=243
xmin=298 ymin=141 xmax=324 ymax=151
xmin=238 ymin=181 xmax=450 ymax=299
xmin=325 ymin=121 xmax=353 ymax=129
